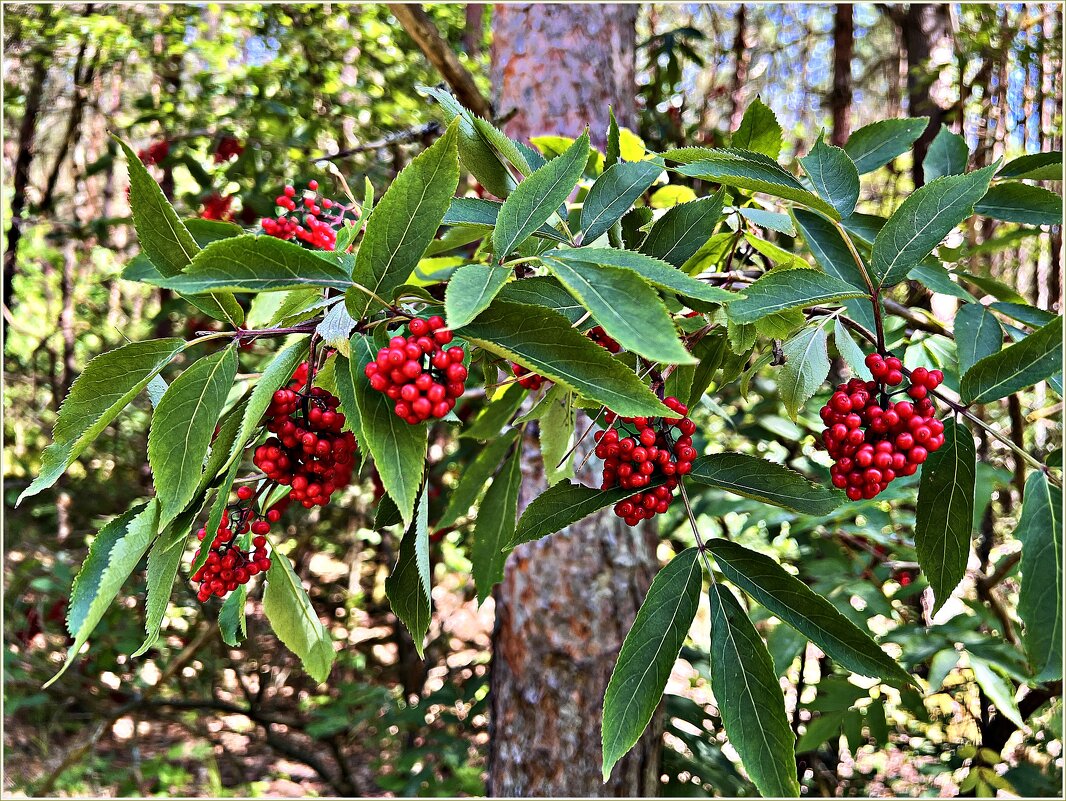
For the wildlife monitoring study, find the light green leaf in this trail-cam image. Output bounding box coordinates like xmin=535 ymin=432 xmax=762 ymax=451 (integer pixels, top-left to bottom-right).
xmin=219 ymin=584 xmax=248 ymax=647
xmin=954 ymin=303 xmax=1003 ymax=377
xmin=915 ymin=421 xmax=976 ymax=613
xmin=923 ymin=125 xmax=969 ymax=182
xmin=969 ymin=658 xmax=1025 ymax=729
xmin=731 ymin=97 xmax=784 ymax=159
xmin=149 ymin=347 xmax=238 ymax=523
xmin=540 ymin=385 xmax=575 ymax=486
xmin=799 ymin=139 xmax=860 ymax=217
xmin=316 ymin=303 xmax=357 ymax=358
xmin=18 ymin=338 xmax=186 ymax=505
xmin=728 ymin=268 xmax=865 ymax=324
xmin=441 ymin=197 xmax=568 ymax=242
xmin=494 ymin=131 xmax=589 ymax=258
xmin=472 ymin=448 xmax=521 ymax=604
xmin=602 ymin=548 xmax=703 ymax=781
xmin=777 ymin=326 xmax=831 ymax=421
xmin=843 ymin=118 xmax=928 ymax=174
xmin=461 ymin=382 xmax=526 ymax=441
xmin=579 ymin=160 xmax=662 ymax=245
xmin=385 ymin=486 xmax=432 ymax=655
xmin=870 ymin=165 xmax=997 ymax=289
xmin=976 ymin=183 xmax=1063 ymax=226
xmin=998 ymin=151 xmax=1062 ymax=181
xmin=960 ymin=315 xmax=1063 ymax=404
xmin=350 ymin=122 xmax=460 ymax=317
xmin=833 ymin=319 xmax=873 ymax=380
xmin=263 ymin=549 xmax=335 ymax=683
xmin=444 ymin=263 xmax=512 ymax=329
xmin=737 ymin=205 xmax=796 ymax=235
xmin=708 ymin=582 xmax=800 ymax=797
xmin=438 ymin=431 xmax=519 ymax=528
xmin=688 ymin=452 xmax=845 ymax=516
xmin=1015 ymin=471 xmax=1063 ymax=681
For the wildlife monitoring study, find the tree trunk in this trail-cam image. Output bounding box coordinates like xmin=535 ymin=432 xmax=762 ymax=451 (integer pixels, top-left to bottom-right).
xmin=728 ymin=5 xmax=750 ymax=132
xmin=488 ymin=5 xmax=662 ymax=796
xmin=829 ymin=4 xmax=854 ymax=147
xmin=897 ymin=4 xmax=954 ymax=186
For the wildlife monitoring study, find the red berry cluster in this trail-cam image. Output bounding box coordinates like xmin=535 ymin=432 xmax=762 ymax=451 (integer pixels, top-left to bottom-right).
xmin=512 ymin=326 xmax=621 ymax=390
xmin=200 ymin=192 xmax=234 ymax=221
xmin=821 ymin=355 xmax=946 ymax=501
xmin=252 ymin=362 xmax=357 ymax=508
xmin=214 ymin=135 xmax=244 ymax=163
xmin=190 ymin=495 xmax=275 ymax=602
xmin=261 ymin=180 xmax=348 ymax=251
xmin=138 ymin=139 xmax=170 ymax=166
xmin=364 ymin=316 xmax=468 ymax=424
xmin=595 ymin=397 xmax=698 ymax=526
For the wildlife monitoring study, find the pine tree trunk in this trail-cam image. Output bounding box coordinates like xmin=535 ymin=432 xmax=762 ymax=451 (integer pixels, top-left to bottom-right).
xmin=829 ymin=4 xmax=854 ymax=147
xmin=487 ymin=5 xmax=662 ymax=796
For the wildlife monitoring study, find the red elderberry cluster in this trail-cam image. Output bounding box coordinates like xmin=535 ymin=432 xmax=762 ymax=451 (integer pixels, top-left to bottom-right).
xmin=252 ymin=362 xmax=357 ymax=508
xmin=512 ymin=326 xmax=621 ymax=390
xmin=138 ymin=139 xmax=170 ymax=166
xmin=364 ymin=316 xmax=468 ymax=424
xmin=214 ymin=135 xmax=244 ymax=163
xmin=200 ymin=192 xmax=234 ymax=221
xmin=261 ymin=180 xmax=348 ymax=251
xmin=821 ymin=355 xmax=946 ymax=501
xmin=595 ymin=397 xmax=698 ymax=526
xmin=190 ymin=494 xmax=275 ymax=601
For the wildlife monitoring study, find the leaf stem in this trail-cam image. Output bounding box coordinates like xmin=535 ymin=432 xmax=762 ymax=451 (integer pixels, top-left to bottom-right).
xmin=678 ymin=480 xmax=717 ymax=584
xmin=833 ymin=221 xmax=886 ymax=353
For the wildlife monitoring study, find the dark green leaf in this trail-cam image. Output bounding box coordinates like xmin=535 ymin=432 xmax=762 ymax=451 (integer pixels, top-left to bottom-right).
xmin=799 ymin=139 xmax=860 ymax=218
xmin=955 ymin=303 xmax=1003 ymax=376
xmin=990 ymin=301 xmax=1057 ymax=329
xmin=442 ymin=197 xmax=567 ymax=242
xmin=728 ymin=268 xmax=865 ymax=324
xmin=960 ymin=315 xmax=1063 ymax=404
xmin=385 ymin=486 xmax=432 ymax=655
xmin=731 ymin=97 xmax=784 ymax=158
xmin=461 ymin=383 xmax=526 ymax=440
xmin=579 ymin=160 xmax=662 ymax=245
xmin=738 ymin=205 xmax=796 ymax=235
xmin=688 ymin=452 xmax=845 ymax=515
xmin=472 ymin=448 xmax=521 ymax=604
xmin=444 ymin=263 xmax=512 ymax=329
xmin=219 ymin=584 xmax=248 ymax=647
xmin=923 ymin=125 xmax=969 ymax=182
xmin=998 ymin=151 xmax=1063 ymax=181
xmin=1015 ymin=471 xmax=1063 ymax=681
xmin=263 ymin=549 xmax=335 ymax=683
xmin=976 ymin=183 xmax=1063 ymax=226
xmin=496 ymin=276 xmax=594 ymax=327
xmin=792 ymin=208 xmax=869 ymax=292
xmin=605 ymin=107 xmax=621 ymax=168
xmin=843 ymin=118 xmax=928 ymax=174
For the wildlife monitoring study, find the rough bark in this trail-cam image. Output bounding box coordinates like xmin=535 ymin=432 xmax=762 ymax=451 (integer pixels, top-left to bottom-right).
xmin=488 ymin=7 xmax=661 ymax=795
xmin=829 ymin=5 xmax=854 ymax=147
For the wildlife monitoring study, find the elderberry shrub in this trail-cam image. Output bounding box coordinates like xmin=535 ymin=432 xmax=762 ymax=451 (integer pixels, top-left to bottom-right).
xmin=820 ymin=354 xmax=946 ymax=501
xmin=261 ymin=180 xmax=349 ymax=250
xmin=363 ymin=316 xmax=468 ymax=424
xmin=595 ymin=396 xmax=698 ymax=526
xmin=511 ymin=325 xmax=620 ymax=390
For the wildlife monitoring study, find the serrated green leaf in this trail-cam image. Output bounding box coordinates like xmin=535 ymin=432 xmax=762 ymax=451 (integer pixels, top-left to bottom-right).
xmin=540 ymin=385 xmax=575 ymax=485
xmin=870 ymin=165 xmax=996 ymax=288
xmin=1016 ymin=471 xmax=1063 ymax=681
xmin=263 ymin=548 xmax=335 ymax=682
xmin=908 ymin=262 xmax=975 ymax=300
xmin=149 ymin=347 xmax=238 ymax=523
xmin=777 ymin=326 xmax=830 ymax=420
xmin=461 ymin=382 xmax=526 ymax=440
xmin=731 ymin=97 xmax=784 ymax=159
xmin=727 ymin=319 xmax=757 ymax=354
xmin=737 ymin=205 xmax=796 ymax=235
xmin=955 ymin=303 xmax=1003 ymax=376
xmin=385 ymin=486 xmax=432 ymax=655
xmin=472 ymin=447 xmax=521 ymax=604
xmin=494 ymin=131 xmax=589 ymax=258
xmin=18 ymin=338 xmax=186 ymax=505
xmin=705 ymin=538 xmax=915 ymax=688
xmin=688 ymin=452 xmax=845 ymax=515
xmin=458 ymin=300 xmax=673 ymax=417
xmin=960 ymin=315 xmax=1063 ymax=403
xmin=438 ymin=431 xmax=519 ymax=528
xmin=639 ymin=193 xmax=725 ymax=268
xmin=48 ymin=500 xmax=160 ymax=687
xmin=602 ymin=548 xmax=703 ymax=781
xmin=976 ymin=182 xmax=1063 ymax=226
xmin=444 ymin=263 xmax=512 ymax=329
xmin=708 ymin=582 xmax=800 ymax=797
xmin=441 ymin=197 xmax=568 ymax=243
xmin=969 ymin=658 xmax=1025 ymax=728
xmin=350 ymin=334 xmax=427 ymax=524
xmin=915 ymin=421 xmax=976 ymax=614
xmin=843 ymin=118 xmax=928 ymax=174
xmin=729 ymin=268 xmax=865 ymax=324
xmin=923 ymin=125 xmax=969 ymax=182
xmin=833 ymin=319 xmax=873 ymax=380
xmin=350 ymin=122 xmax=460 ymax=317
xmin=990 ymin=301 xmax=1057 ymax=329
xmin=800 ymin=139 xmax=860 ymax=218
xmin=998 ymin=151 xmax=1062 ymax=181
xmin=792 ymin=209 xmax=870 ymax=292
xmin=605 ymin=107 xmax=621 ymax=168
xmin=579 ymin=160 xmax=662 ymax=245
xmin=496 ymin=276 xmax=595 ymax=327
xmin=219 ymin=584 xmax=247 ymax=647
xmin=541 ymin=255 xmax=695 ymax=365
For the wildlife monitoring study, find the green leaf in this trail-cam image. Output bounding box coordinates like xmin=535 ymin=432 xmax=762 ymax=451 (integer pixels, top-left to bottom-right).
xmin=540 ymin=255 xmax=696 ymax=365
xmin=792 ymin=209 xmax=869 ymax=292
xmin=843 ymin=118 xmax=928 ymax=174
xmin=728 ymin=268 xmax=865 ymax=324
xmin=48 ymin=500 xmax=160 ymax=687
xmin=688 ymin=452 xmax=845 ymax=515
xmin=550 ymin=246 xmax=740 ymax=304
xmin=18 ymin=338 xmax=186 ymax=505
xmin=458 ymin=300 xmax=673 ymax=417
xmin=461 ymin=382 xmax=526 ymax=440
xmin=833 ymin=319 xmax=873 ymax=380
xmin=961 ymin=315 xmax=1063 ymax=404
xmin=799 ymin=139 xmax=860 ymax=218
xmin=605 ymin=107 xmax=621 ymax=168
xmin=494 ymin=131 xmax=589 ymax=258
xmin=731 ymin=97 xmax=784 ymax=158
xmin=870 ymin=165 xmax=997 ymax=289
xmin=385 ymin=486 xmax=432 ymax=655
xmin=540 ymin=386 xmax=575 ymax=485
xmin=263 ymin=548 xmax=335 ymax=683
xmin=777 ymin=326 xmax=831 ymax=421
xmin=579 ymin=160 xmax=662 ymax=245
xmin=229 ymin=336 xmax=310 ymax=459
xmin=442 ymin=197 xmax=568 ymax=243
xmin=602 ymin=548 xmax=703 ymax=782
xmin=219 ymin=584 xmax=248 ymax=647
xmin=976 ymin=183 xmax=1063 ymax=226
xmin=316 ymin=303 xmax=357 ymax=358
xmin=969 ymin=658 xmax=1025 ymax=729
xmin=737 ymin=205 xmax=796 ymax=235
xmin=998 ymin=151 xmax=1063 ymax=181
xmin=444 ymin=263 xmax=512 ymax=329
xmin=472 ymin=447 xmax=521 ymax=604
xmin=666 ymin=148 xmax=839 ymax=219
xmin=705 ymin=539 xmax=915 ymax=688
xmin=955 ymin=303 xmax=1003 ymax=376
xmin=923 ymin=125 xmax=969 ymax=182
xmin=990 ymin=301 xmax=1057 ymax=329
xmin=149 ymin=347 xmax=238 ymax=522
xmin=511 ymin=479 xmax=665 ymax=548
xmin=350 ymin=334 xmax=427 ymax=523
xmin=708 ymin=582 xmax=800 ymax=798
xmin=438 ymin=431 xmax=519 ymax=528
xmin=497 ymin=276 xmax=595 ymax=327
xmin=908 ymin=262 xmax=975 ymax=300
xmin=915 ymin=421 xmax=977 ymax=614
xmin=1015 ymin=471 xmax=1063 ymax=681
xmin=350 ymin=122 xmax=460 ymax=317
xmin=796 ymin=711 xmax=845 ymax=753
